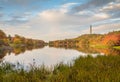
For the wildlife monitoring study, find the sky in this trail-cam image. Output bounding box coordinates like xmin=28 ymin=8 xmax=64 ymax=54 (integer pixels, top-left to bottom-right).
xmin=0 ymin=0 xmax=120 ymax=41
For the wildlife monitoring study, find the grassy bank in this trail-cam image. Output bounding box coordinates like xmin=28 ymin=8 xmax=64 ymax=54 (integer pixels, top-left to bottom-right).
xmin=113 ymin=46 xmax=120 ymax=50
xmin=0 ymin=55 xmax=120 ymax=82
xmin=90 ymin=44 xmax=108 ymax=49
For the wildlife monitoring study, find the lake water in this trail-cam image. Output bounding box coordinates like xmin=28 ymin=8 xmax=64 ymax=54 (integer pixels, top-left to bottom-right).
xmin=1 ymin=46 xmax=120 ymax=69
xmin=0 ymin=46 xmax=100 ymax=69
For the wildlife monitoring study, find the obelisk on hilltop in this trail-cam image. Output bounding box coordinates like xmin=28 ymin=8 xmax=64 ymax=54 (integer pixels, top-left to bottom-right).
xmin=90 ymin=25 xmax=92 ymax=34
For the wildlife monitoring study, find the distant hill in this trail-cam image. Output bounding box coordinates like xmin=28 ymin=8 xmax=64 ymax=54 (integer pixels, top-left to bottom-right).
xmin=49 ymin=30 xmax=120 ymax=48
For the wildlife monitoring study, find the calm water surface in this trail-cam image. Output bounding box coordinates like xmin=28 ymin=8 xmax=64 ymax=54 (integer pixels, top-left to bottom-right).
xmin=2 ymin=46 xmax=101 ymax=69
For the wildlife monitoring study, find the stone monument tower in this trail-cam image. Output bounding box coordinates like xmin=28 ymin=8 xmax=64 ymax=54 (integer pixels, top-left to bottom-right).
xmin=90 ymin=25 xmax=92 ymax=34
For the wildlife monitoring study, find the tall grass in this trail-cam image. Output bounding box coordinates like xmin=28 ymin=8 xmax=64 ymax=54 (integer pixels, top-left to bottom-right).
xmin=0 ymin=55 xmax=120 ymax=82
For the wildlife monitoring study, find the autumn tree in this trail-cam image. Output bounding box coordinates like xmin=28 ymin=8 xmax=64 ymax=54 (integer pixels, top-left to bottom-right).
xmin=13 ymin=35 xmax=25 ymax=45
xmin=0 ymin=30 xmax=7 ymax=39
xmin=25 ymin=39 xmax=34 ymax=46
xmin=0 ymin=30 xmax=8 ymax=46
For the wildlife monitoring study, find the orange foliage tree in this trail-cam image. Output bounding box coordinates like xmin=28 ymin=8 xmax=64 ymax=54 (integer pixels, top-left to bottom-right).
xmin=102 ymin=32 xmax=120 ymax=46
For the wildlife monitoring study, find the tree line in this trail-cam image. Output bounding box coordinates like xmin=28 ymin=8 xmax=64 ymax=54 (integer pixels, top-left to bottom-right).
xmin=0 ymin=30 xmax=45 ymax=49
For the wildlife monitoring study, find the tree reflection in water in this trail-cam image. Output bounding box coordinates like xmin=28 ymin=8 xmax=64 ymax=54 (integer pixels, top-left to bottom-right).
xmin=0 ymin=45 xmax=120 ymax=60
xmin=0 ymin=45 xmax=45 ymax=59
xmin=49 ymin=45 xmax=120 ymax=56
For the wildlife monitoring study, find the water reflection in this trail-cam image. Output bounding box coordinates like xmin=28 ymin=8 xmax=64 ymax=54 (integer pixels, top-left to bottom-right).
xmin=0 ymin=45 xmax=120 ymax=68
xmin=2 ymin=46 xmax=82 ymax=69
xmin=49 ymin=45 xmax=120 ymax=55
xmin=0 ymin=45 xmax=119 ymax=60
xmin=0 ymin=45 xmax=45 ymax=59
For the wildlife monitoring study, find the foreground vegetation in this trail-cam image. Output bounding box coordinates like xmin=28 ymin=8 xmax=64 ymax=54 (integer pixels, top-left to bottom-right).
xmin=0 ymin=55 xmax=120 ymax=82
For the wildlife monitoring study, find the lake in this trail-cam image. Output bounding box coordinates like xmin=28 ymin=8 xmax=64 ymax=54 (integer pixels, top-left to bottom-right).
xmin=0 ymin=45 xmax=120 ymax=69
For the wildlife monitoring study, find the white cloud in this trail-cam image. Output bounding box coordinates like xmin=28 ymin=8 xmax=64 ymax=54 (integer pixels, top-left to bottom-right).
xmin=94 ymin=13 xmax=110 ymax=19
xmin=99 ymin=2 xmax=120 ymax=12
xmin=61 ymin=3 xmax=78 ymax=11
xmin=75 ymin=10 xmax=95 ymax=16
xmin=39 ymin=9 xmax=64 ymax=22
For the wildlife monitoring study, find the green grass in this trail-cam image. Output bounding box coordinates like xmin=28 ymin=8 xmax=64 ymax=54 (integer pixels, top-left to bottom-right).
xmin=91 ymin=44 xmax=108 ymax=49
xmin=113 ymin=46 xmax=120 ymax=50
xmin=0 ymin=55 xmax=120 ymax=82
